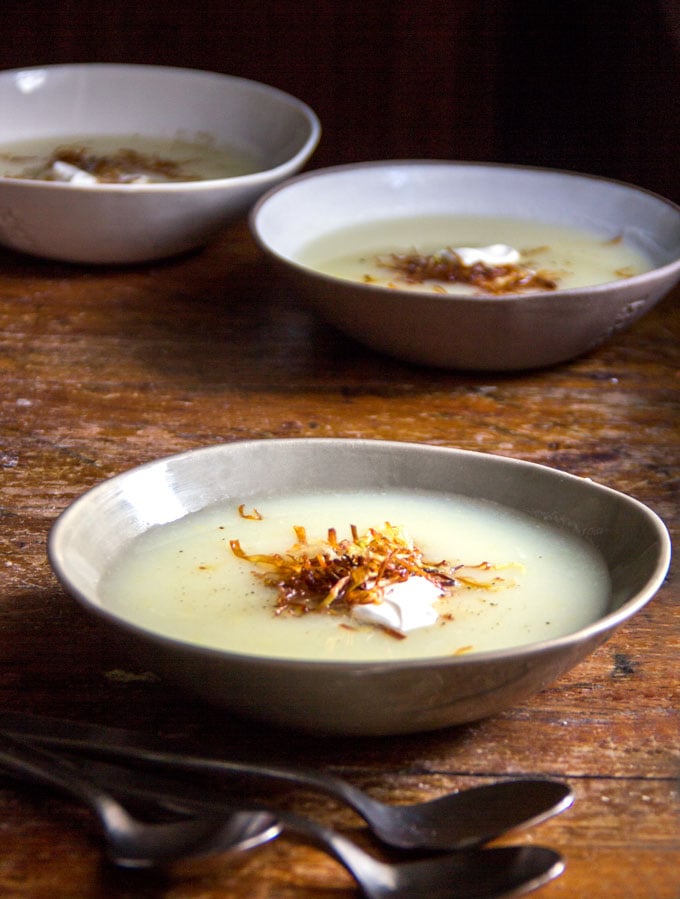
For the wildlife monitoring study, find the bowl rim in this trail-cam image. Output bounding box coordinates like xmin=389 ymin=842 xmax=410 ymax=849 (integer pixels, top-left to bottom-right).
xmin=250 ymin=159 xmax=680 ymax=301
xmin=0 ymin=62 xmax=321 ymax=193
xmin=47 ymin=438 xmax=672 ymax=671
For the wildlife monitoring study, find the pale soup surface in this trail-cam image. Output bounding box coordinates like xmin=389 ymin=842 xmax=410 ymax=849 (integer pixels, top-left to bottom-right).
xmin=298 ymin=215 xmax=651 ymax=293
xmin=101 ymin=489 xmax=611 ymax=661
xmin=0 ymin=133 xmax=262 ymax=183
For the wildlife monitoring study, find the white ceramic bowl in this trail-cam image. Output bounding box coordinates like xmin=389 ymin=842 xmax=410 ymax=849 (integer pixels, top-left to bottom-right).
xmin=0 ymin=63 xmax=320 ymax=263
xmin=251 ymin=161 xmax=680 ymax=370
xmin=47 ymin=439 xmax=670 ymax=736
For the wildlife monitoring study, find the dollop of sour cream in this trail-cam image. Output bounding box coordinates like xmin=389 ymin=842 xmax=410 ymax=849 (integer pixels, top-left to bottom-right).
xmin=49 ymin=160 xmax=152 ymax=185
xmin=50 ymin=160 xmax=99 ymax=185
xmin=352 ymin=576 xmax=443 ymax=634
xmin=446 ymin=244 xmax=521 ymax=267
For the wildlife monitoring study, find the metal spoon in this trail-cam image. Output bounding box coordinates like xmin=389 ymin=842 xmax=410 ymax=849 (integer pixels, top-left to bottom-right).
xmin=280 ymin=813 xmax=564 ymax=899
xmin=0 ymin=731 xmax=280 ymax=869
xmin=0 ymin=711 xmax=574 ymax=850
xmin=0 ymin=732 xmax=564 ymax=897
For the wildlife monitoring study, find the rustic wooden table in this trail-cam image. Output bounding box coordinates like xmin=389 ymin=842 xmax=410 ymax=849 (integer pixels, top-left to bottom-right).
xmin=0 ymin=224 xmax=678 ymax=898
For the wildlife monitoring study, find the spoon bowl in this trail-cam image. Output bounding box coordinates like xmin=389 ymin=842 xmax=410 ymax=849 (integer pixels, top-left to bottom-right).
xmin=0 ymin=731 xmax=280 ymax=869
xmin=0 ymin=728 xmax=565 ymax=897
xmin=1 ymin=711 xmax=574 ymax=851
xmin=281 ymin=810 xmax=564 ymax=899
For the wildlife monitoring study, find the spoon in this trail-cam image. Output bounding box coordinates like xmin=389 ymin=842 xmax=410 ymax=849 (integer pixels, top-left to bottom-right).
xmin=282 ymin=812 xmax=564 ymax=899
xmin=0 ymin=732 xmax=564 ymax=897
xmin=0 ymin=731 xmax=280 ymax=869
xmin=0 ymin=711 xmax=574 ymax=850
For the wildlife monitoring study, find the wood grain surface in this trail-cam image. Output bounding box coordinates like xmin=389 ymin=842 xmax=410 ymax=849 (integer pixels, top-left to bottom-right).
xmin=0 ymin=224 xmax=678 ymax=898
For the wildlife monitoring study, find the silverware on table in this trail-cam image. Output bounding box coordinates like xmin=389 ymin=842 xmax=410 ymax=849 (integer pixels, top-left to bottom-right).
xmin=0 ymin=727 xmax=565 ymax=896
xmin=0 ymin=711 xmax=573 ymax=852
xmin=280 ymin=824 xmax=563 ymax=899
xmin=0 ymin=730 xmax=280 ymax=869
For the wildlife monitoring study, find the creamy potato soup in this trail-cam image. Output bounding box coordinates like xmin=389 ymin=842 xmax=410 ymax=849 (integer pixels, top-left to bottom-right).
xmin=100 ymin=490 xmax=611 ymax=662
xmin=0 ymin=134 xmax=261 ymax=183
xmin=298 ymin=215 xmax=651 ymax=294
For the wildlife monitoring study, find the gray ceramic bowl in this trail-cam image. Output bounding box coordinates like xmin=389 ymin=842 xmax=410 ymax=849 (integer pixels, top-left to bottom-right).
xmin=251 ymin=161 xmax=680 ymax=370
xmin=47 ymin=439 xmax=670 ymax=735
xmin=0 ymin=64 xmax=320 ymax=263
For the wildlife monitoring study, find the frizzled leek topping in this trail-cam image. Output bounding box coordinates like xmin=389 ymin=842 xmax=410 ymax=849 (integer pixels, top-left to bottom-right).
xmin=374 ymin=247 xmax=558 ymax=294
xmin=12 ymin=145 xmax=200 ymax=184
xmin=230 ymin=513 xmax=512 ymax=633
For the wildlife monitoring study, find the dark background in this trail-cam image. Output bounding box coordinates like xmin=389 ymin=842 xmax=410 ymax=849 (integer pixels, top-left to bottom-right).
xmin=1 ymin=0 xmax=678 ymax=201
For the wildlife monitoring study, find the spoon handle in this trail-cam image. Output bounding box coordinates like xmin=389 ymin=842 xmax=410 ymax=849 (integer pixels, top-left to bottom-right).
xmin=0 ymin=729 xmax=113 ymax=812
xmin=0 ymin=710 xmax=371 ymax=803
xmin=0 ymin=729 xmax=284 ymax=869
xmin=0 ymin=735 xmax=566 ymax=896
xmin=260 ymin=811 xmax=566 ymax=899
xmin=0 ymin=727 xmax=264 ymax=820
xmin=0 ymin=711 xmax=572 ymax=853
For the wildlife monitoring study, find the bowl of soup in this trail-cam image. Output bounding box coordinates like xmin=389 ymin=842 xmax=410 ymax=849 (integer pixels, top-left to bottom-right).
xmin=0 ymin=63 xmax=320 ymax=263
xmin=47 ymin=438 xmax=670 ymax=735
xmin=251 ymin=161 xmax=680 ymax=370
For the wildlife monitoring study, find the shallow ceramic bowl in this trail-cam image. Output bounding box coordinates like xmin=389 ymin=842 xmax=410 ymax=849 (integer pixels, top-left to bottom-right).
xmin=0 ymin=63 xmax=320 ymax=263
xmin=251 ymin=161 xmax=680 ymax=370
xmin=47 ymin=439 xmax=670 ymax=736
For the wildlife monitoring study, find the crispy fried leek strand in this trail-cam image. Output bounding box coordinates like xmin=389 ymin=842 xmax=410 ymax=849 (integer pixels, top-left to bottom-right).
xmin=229 ymin=523 xmax=509 ymax=619
xmin=26 ymin=146 xmax=197 ymax=183
xmin=238 ymin=504 xmax=263 ymax=521
xmin=376 ymin=250 xmax=558 ymax=294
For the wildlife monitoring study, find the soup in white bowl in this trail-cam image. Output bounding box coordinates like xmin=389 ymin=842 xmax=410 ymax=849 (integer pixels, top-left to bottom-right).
xmin=101 ymin=489 xmax=610 ymax=662
xmin=299 ymin=215 xmax=651 ymax=295
xmin=0 ymin=63 xmax=320 ymax=263
xmin=47 ymin=439 xmax=671 ymax=734
xmin=0 ymin=134 xmax=261 ymax=184
xmin=251 ymin=162 xmax=680 ymax=369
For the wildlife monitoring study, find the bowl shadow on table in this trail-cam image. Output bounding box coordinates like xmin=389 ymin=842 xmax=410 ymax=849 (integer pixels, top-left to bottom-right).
xmin=1 ymin=570 xmax=665 ymax=800
xmin=64 ymin=250 xmax=622 ymax=394
xmin=0 ymin=580 xmax=486 ymax=779
xmin=101 ymin=251 xmax=680 ymax=395
xmin=0 ymin=236 xmax=588 ymax=393
xmin=0 ymin=226 xmax=652 ymax=395
xmin=0 ymin=240 xmax=381 ymax=390
xmin=0 ymin=566 xmax=527 ymax=770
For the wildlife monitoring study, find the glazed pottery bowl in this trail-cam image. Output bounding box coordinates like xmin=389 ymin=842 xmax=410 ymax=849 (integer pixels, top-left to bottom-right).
xmin=0 ymin=63 xmax=320 ymax=263
xmin=251 ymin=161 xmax=680 ymax=370
xmin=47 ymin=439 xmax=670 ymax=735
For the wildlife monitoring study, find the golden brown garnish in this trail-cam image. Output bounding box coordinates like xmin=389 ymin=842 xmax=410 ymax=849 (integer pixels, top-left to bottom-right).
xmin=18 ymin=145 xmax=198 ymax=183
xmin=238 ymin=504 xmax=263 ymax=520
xmin=376 ymin=249 xmax=558 ymax=294
xmin=230 ymin=522 xmax=508 ymax=621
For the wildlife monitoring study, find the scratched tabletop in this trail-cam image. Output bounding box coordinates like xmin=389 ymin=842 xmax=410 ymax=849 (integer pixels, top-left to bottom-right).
xmin=0 ymin=223 xmax=678 ymax=898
